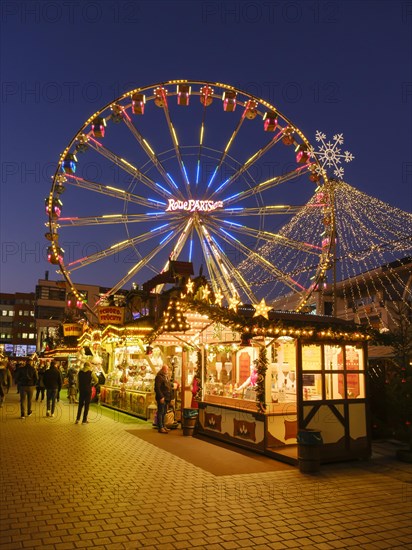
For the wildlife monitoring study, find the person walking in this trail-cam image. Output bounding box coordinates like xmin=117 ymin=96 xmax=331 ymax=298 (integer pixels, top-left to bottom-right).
xmin=154 ymin=364 xmax=172 ymax=434
xmin=35 ymin=364 xmax=46 ymax=402
xmin=67 ymin=364 xmax=78 ymax=404
xmin=75 ymin=362 xmax=98 ymax=424
xmin=42 ymin=360 xmax=62 ymax=417
xmin=15 ymin=358 xmax=38 ymax=419
xmin=14 ymin=361 xmax=24 ymax=394
xmin=0 ymin=360 xmax=12 ymax=407
xmin=55 ymin=361 xmax=62 ymax=402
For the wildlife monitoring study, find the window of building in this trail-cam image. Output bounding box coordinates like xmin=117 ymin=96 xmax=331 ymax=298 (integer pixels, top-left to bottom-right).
xmin=35 ymin=306 xmax=65 ymax=320
xmin=36 ymin=286 xmax=66 ymax=301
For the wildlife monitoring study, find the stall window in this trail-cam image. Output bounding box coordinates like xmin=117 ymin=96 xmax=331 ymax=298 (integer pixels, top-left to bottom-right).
xmin=345 ymin=345 xmax=365 ymax=399
xmin=302 ymin=344 xmax=322 ymax=370
xmin=323 ymin=344 xmax=365 ymax=400
xmin=301 ymin=344 xmax=322 ymax=400
xmin=204 ymin=345 xmax=238 ymax=399
xmin=325 ymin=372 xmax=345 ymax=399
xmin=302 ymin=373 xmax=323 ymax=401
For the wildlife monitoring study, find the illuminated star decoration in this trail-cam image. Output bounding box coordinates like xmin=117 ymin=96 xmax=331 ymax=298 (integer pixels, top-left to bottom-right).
xmin=186 ymin=278 xmax=194 ymax=294
xmin=228 ymin=295 xmax=241 ymax=311
xmin=309 ymin=131 xmax=355 ymax=179
xmin=214 ymin=289 xmax=223 ymax=307
xmin=253 ymin=298 xmax=271 ymax=319
xmin=201 ymin=285 xmax=211 ymax=302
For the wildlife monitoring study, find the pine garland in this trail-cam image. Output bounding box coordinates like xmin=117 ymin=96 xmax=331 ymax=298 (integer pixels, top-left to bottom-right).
xmin=192 ymin=349 xmax=203 ymax=402
xmin=255 ymin=346 xmax=268 ymax=413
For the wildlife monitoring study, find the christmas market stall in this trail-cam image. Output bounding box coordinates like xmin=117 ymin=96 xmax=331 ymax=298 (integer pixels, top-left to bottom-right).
xmin=78 ymin=312 xmax=159 ymax=421
xmin=148 ymin=284 xmax=371 ymax=466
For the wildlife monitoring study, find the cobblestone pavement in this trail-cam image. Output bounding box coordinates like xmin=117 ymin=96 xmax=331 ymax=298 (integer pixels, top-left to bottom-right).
xmin=1 ymin=389 xmax=411 ymax=550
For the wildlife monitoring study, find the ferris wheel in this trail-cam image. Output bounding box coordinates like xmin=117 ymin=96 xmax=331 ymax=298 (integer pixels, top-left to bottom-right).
xmin=45 ymin=80 xmax=332 ymax=315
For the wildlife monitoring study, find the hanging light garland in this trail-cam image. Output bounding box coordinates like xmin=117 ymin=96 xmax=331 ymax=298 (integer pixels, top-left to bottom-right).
xmin=239 ymin=179 xmax=412 ymax=329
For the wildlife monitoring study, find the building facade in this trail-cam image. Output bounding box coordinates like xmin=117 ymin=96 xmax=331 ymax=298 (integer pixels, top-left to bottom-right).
xmin=0 ymin=292 xmax=36 ymax=357
xmin=35 ymin=275 xmax=129 ymax=353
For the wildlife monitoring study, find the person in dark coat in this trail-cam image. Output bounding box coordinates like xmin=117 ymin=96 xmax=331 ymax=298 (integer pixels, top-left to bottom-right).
xmin=154 ymin=364 xmax=172 ymax=434
xmin=0 ymin=360 xmax=12 ymax=407
xmin=15 ymin=359 xmax=38 ymax=419
xmin=35 ymin=365 xmax=46 ymax=402
xmin=42 ymin=360 xmax=62 ymax=417
xmin=75 ymin=362 xmax=98 ymax=424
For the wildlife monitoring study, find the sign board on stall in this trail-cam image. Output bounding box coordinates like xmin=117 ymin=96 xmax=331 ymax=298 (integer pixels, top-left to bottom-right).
xmin=98 ymin=306 xmax=124 ymax=325
xmin=63 ymin=323 xmax=82 ymax=337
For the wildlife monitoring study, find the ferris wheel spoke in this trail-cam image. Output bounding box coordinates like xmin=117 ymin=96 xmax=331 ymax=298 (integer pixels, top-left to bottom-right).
xmin=58 ymin=212 xmax=175 ymax=227
xmin=222 ymin=165 xmax=310 ymax=206
xmin=122 ymin=115 xmax=185 ymax=199
xmin=66 ymin=221 xmax=181 ymax=272
xmin=156 ymin=89 xmax=191 ymax=195
xmin=209 ymin=218 xmax=321 ymax=255
xmin=206 ymin=113 xmax=248 ymax=191
xmin=193 ymin=226 xmax=219 ymax=288
xmin=98 ymin=229 xmax=180 ymax=299
xmin=153 ymin=219 xmax=195 ymax=293
xmin=198 ymin=222 xmax=258 ymax=303
xmin=210 ymin=131 xmax=285 ymax=198
xmin=86 ymin=136 xmax=167 ymax=198
xmin=214 ymin=225 xmax=307 ymax=293
xmin=213 ymin=205 xmax=303 ymax=217
xmin=193 ymin=224 xmax=235 ymax=300
xmin=63 ymin=174 xmax=167 ymax=208
xmin=195 ymin=98 xmax=210 ymax=186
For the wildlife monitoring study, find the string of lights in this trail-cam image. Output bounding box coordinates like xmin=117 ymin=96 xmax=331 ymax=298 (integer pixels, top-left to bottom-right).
xmin=239 ymin=180 xmax=411 ymax=329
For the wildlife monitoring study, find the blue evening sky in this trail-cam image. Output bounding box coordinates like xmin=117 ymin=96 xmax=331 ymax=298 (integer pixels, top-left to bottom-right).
xmin=1 ymin=0 xmax=411 ymax=293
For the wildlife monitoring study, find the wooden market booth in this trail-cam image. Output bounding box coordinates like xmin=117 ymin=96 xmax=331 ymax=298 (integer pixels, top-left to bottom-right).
xmin=150 ymin=301 xmax=372 ymax=466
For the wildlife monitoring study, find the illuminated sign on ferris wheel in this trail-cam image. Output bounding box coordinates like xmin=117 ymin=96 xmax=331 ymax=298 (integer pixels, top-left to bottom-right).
xmin=165 ymin=199 xmax=224 ymax=212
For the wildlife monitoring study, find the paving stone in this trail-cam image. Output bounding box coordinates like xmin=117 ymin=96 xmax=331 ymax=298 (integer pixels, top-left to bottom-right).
xmin=1 ymin=391 xmax=411 ymax=550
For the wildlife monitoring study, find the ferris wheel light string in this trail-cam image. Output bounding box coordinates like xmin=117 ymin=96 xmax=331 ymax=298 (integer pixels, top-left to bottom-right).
xmin=166 ymin=174 xmax=178 ymax=189
xmin=207 ymin=166 xmax=219 ymax=189
xmin=181 ymin=162 xmax=189 ymax=185
xmin=155 ymin=182 xmax=173 ymax=195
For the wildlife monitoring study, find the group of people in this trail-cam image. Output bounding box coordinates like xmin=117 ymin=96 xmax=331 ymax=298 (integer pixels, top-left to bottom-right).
xmin=5 ymin=358 xmax=62 ymax=419
xmin=2 ymin=356 xmax=182 ymax=431
xmin=0 ymin=357 xmax=101 ymax=424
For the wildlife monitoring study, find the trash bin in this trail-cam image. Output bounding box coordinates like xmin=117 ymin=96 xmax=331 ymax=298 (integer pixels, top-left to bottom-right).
xmin=182 ymin=408 xmax=198 ymax=436
xmin=297 ymin=429 xmax=323 ymax=473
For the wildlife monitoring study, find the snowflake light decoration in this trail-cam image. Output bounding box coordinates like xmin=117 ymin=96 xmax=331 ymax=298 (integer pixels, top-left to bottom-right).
xmin=310 ymin=131 xmax=355 ymax=179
